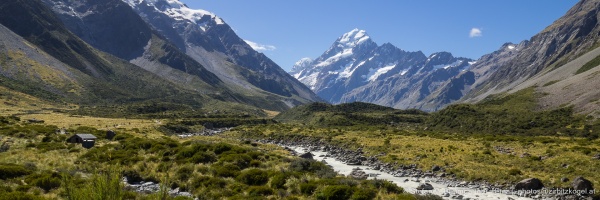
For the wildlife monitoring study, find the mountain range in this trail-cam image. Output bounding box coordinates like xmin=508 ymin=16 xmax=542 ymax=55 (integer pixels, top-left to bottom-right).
xmin=0 ymin=0 xmax=320 ymax=116
xmin=293 ymin=0 xmax=600 ymax=115
xmin=2 ymin=0 xmax=600 ymax=116
xmin=291 ymin=29 xmax=474 ymax=111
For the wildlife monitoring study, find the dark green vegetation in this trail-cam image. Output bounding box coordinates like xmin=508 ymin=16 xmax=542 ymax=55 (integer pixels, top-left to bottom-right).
xmin=0 ymin=116 xmax=420 ymax=199
xmin=276 ymin=90 xmax=599 ymax=139
xmin=275 ymin=102 xmax=427 ymax=126
xmin=428 ymin=88 xmax=596 ymax=138
xmin=576 ymin=53 xmax=600 ymax=74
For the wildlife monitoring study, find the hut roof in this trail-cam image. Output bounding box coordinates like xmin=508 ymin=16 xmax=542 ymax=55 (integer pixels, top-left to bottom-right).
xmin=75 ymin=134 xmax=97 ymax=140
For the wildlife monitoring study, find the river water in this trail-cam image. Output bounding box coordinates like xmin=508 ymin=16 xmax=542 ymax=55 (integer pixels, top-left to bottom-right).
xmin=291 ymin=147 xmax=532 ymax=200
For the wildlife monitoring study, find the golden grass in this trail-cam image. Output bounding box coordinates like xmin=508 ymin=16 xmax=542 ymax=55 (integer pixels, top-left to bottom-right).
xmin=0 ymin=136 xmax=84 ymax=172
xmin=263 ymin=109 xmax=280 ymax=118
xmin=18 ymin=112 xmax=165 ymax=138
xmin=0 ymin=85 xmax=71 ymax=115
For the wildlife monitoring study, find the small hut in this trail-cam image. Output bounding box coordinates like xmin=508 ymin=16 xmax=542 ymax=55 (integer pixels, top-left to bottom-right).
xmin=66 ymin=134 xmax=97 ymax=149
xmin=106 ymin=130 xmax=116 ymax=140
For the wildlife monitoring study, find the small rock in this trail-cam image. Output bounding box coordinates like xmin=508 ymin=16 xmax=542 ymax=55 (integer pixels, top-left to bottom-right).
xmin=349 ymin=169 xmax=368 ymax=179
xmin=416 ymin=183 xmax=434 ymax=190
xmin=431 ymin=165 xmax=441 ymax=172
xmin=592 ymin=154 xmax=600 ymax=160
xmin=561 ymin=177 xmax=569 ymax=183
xmin=299 ymin=152 xmax=314 ymax=160
xmin=514 ymin=178 xmax=544 ymax=190
xmin=571 ymin=177 xmax=594 ymax=195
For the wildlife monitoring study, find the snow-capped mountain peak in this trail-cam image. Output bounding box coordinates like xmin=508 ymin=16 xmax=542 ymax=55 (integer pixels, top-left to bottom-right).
xmin=123 ymin=0 xmax=224 ymax=25
xmin=337 ymin=28 xmax=370 ymax=48
xmin=290 ymin=57 xmax=313 ymax=74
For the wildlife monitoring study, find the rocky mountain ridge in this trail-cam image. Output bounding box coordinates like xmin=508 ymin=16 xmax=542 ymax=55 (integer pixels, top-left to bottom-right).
xmin=292 ymin=29 xmax=473 ymax=111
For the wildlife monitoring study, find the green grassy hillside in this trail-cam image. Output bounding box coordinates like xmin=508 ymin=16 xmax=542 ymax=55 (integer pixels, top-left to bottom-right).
xmin=275 ymin=102 xmax=427 ymax=126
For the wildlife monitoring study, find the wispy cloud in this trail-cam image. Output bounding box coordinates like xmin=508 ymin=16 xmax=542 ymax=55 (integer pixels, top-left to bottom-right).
xmin=469 ymin=28 xmax=483 ymax=38
xmin=244 ymin=40 xmax=276 ymax=51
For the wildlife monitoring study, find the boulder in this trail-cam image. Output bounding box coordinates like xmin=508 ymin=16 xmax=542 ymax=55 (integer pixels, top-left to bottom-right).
xmin=514 ymin=178 xmax=544 ymax=190
xmin=299 ymin=152 xmax=313 ymax=160
xmin=416 ymin=183 xmax=434 ymax=190
xmin=571 ymin=177 xmax=594 ymax=195
xmin=349 ymin=169 xmax=368 ymax=179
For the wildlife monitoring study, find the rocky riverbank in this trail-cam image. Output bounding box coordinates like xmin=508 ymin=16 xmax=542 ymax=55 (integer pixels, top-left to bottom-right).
xmin=253 ymin=135 xmax=596 ymax=200
xmin=122 ymin=176 xmax=195 ymax=198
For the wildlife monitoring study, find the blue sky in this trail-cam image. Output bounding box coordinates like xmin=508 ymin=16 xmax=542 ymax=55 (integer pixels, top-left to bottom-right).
xmin=181 ymin=0 xmax=579 ymax=71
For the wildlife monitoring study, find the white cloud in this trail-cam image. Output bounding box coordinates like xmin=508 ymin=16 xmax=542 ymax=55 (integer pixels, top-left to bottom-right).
xmin=244 ymin=40 xmax=276 ymax=51
xmin=469 ymin=28 xmax=482 ymax=38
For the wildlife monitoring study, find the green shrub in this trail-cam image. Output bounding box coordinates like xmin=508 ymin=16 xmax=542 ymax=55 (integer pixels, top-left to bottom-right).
xmin=36 ymin=142 xmax=66 ymax=152
xmin=317 ymin=185 xmax=353 ymax=200
xmin=370 ymin=179 xmax=404 ymax=194
xmin=27 ymin=172 xmax=61 ymax=192
xmin=508 ymin=168 xmax=522 ymax=176
xmin=0 ymin=164 xmax=32 ymax=179
xmin=0 ymin=191 xmax=44 ymax=200
xmin=0 ymin=185 xmax=11 ymax=193
xmin=213 ymin=143 xmax=234 ymax=154
xmin=190 ymin=152 xmax=216 ymax=164
xmin=350 ymin=188 xmax=376 ymax=200
xmin=237 ymin=169 xmax=268 ymax=186
xmin=270 ymin=173 xmax=287 ymax=189
xmin=63 ymin=168 xmax=124 ymax=200
xmin=218 ymin=154 xmax=252 ymax=169
xmin=247 ymin=186 xmax=274 ymax=197
xmin=299 ymin=182 xmax=318 ymax=195
xmin=212 ymin=164 xmax=241 ymax=178
xmin=173 ymin=196 xmax=194 ymax=200
xmin=176 ymin=165 xmax=195 ymax=182
xmin=190 ymin=176 xmax=227 ymax=190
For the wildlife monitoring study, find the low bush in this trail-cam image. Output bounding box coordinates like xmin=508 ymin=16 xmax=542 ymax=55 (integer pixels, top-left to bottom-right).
xmin=212 ymin=164 xmax=241 ymax=178
xmin=0 ymin=164 xmax=32 ymax=180
xmin=176 ymin=165 xmax=195 ymax=182
xmin=369 ymin=179 xmax=404 ymax=194
xmin=218 ymin=154 xmax=252 ymax=169
xmin=299 ymin=182 xmax=318 ymax=195
xmin=237 ymin=169 xmax=268 ymax=186
xmin=0 ymin=191 xmax=44 ymax=200
xmin=247 ymin=185 xmax=274 ymax=197
xmin=270 ymin=173 xmax=287 ymax=189
xmin=190 ymin=176 xmax=227 ymax=190
xmin=316 ymin=185 xmax=353 ymax=200
xmin=350 ymin=188 xmax=376 ymax=200
xmin=26 ymin=172 xmax=62 ymax=192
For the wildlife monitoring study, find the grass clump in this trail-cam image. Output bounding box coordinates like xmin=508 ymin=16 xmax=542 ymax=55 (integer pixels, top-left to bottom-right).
xmin=0 ymin=163 xmax=32 ymax=180
xmin=576 ymin=54 xmax=600 ymax=74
